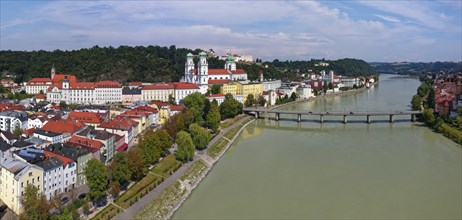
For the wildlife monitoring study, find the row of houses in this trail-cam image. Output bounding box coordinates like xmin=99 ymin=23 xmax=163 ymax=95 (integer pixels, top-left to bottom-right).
xmin=0 ymin=100 xmax=185 ymax=215
xmin=432 ymin=74 xmax=462 ymax=116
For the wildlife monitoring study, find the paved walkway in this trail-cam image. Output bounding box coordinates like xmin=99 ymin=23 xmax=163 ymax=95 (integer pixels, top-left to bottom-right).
xmin=111 ymin=115 xmax=251 ymax=220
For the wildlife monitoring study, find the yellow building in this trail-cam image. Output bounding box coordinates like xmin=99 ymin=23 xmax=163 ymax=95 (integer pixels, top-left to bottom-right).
xmin=151 ymin=102 xmax=170 ymax=125
xmin=221 ymin=81 xmax=263 ymax=102
xmin=0 ymin=158 xmax=43 ymax=215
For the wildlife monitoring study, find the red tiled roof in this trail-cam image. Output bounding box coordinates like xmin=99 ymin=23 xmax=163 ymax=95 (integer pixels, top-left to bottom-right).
xmin=72 ymin=82 xmax=95 ymax=89
xmin=170 ymin=105 xmax=185 ymax=112
xmin=208 ymin=79 xmax=230 ymax=84
xmin=142 ymin=83 xmax=174 ymax=90
xmin=95 ymin=81 xmax=121 ymax=88
xmin=35 ymin=94 xmax=45 ymax=99
xmin=43 ymin=150 xmax=75 ymax=167
xmin=0 ymin=103 xmax=25 ymax=112
xmin=232 ymin=69 xmax=246 ymax=74
xmin=129 ymin=82 xmax=142 ymax=86
xmin=68 ymin=111 xmax=104 ymax=124
xmin=207 ymin=69 xmax=229 ymax=75
xmin=52 ymin=74 xmax=77 ymax=84
xmin=42 ymin=119 xmax=85 ymax=134
xmin=117 ymin=143 xmax=128 ymax=152
xmin=208 ymin=94 xmax=225 ymax=98
xmin=27 ymin=78 xmax=52 ymax=85
xmin=23 ymin=128 xmax=36 ymax=136
xmin=99 ymin=116 xmax=138 ymax=130
xmin=172 ymin=82 xmax=199 ymax=90
xmin=68 ymin=136 xmax=103 ymax=149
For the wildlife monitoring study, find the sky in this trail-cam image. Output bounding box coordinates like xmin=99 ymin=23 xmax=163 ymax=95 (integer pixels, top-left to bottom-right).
xmin=1 ymin=0 xmax=461 ymax=62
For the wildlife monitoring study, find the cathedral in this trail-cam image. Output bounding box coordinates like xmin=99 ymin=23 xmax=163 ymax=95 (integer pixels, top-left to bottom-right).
xmin=182 ymin=52 xmax=248 ymax=94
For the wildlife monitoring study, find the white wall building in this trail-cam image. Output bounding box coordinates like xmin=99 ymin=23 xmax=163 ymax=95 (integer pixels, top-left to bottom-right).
xmin=0 ymin=111 xmax=28 ymax=132
xmin=262 ymin=80 xmax=282 ymax=92
xmin=32 ymin=130 xmax=64 ymax=144
xmin=141 ymin=83 xmax=174 ymax=102
xmin=27 ymin=116 xmax=47 ymax=129
xmin=47 ymin=79 xmax=122 ymax=105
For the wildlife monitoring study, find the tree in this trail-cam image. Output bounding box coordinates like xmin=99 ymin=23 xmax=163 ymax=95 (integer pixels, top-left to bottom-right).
xmin=154 ymin=129 xmax=173 ymax=152
xmin=290 ymin=92 xmax=297 ymax=101
xmin=13 ymin=128 xmax=22 ymax=137
xmin=220 ymin=94 xmax=243 ymax=120
xmin=427 ymin=87 xmax=435 ymax=109
xmin=85 ymin=158 xmax=109 ymax=201
xmin=19 ymin=184 xmax=50 ymax=220
xmin=183 ymin=92 xmax=206 ymax=123
xmin=189 ymin=123 xmax=210 ymax=150
xmin=168 ymin=94 xmax=175 ymax=104
xmin=244 ymin=94 xmax=257 ymax=107
xmin=210 ymin=84 xmax=221 ymax=94
xmin=108 ymin=181 xmax=121 ymax=198
xmin=59 ymin=101 xmax=68 ymax=109
xmin=206 ymin=104 xmax=221 ymax=133
xmin=110 ymin=152 xmax=132 ymax=186
xmin=127 ymin=148 xmax=146 ymax=180
xmin=138 ymin=132 xmax=162 ymax=165
xmin=203 ymin=98 xmax=211 ymax=121
xmin=175 ymin=131 xmax=195 ymax=162
xmin=257 ymin=95 xmax=267 ymax=107
xmin=422 ymin=108 xmax=435 ymax=125
xmin=411 ymin=95 xmax=423 ymax=110
xmin=39 ymin=89 xmax=44 ymax=94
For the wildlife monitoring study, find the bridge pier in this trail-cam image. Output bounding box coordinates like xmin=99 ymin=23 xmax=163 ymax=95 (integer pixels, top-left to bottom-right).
xmin=343 ymin=115 xmax=347 ymax=124
xmin=297 ymin=114 xmax=301 ymax=122
xmin=366 ymin=115 xmax=371 ymax=124
xmin=275 ymin=113 xmax=280 ymax=121
xmin=320 ymin=115 xmax=324 ymax=123
xmin=389 ymin=114 xmax=394 ymax=123
xmin=411 ymin=114 xmax=416 ymax=122
xmin=255 ymin=112 xmax=259 ymax=119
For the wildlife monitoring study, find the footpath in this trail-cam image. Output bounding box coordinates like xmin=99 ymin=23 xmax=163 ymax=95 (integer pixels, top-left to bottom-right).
xmin=111 ymin=115 xmax=253 ymax=220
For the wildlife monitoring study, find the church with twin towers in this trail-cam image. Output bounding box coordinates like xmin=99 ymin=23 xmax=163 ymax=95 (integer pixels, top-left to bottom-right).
xmin=182 ymin=51 xmax=248 ymax=94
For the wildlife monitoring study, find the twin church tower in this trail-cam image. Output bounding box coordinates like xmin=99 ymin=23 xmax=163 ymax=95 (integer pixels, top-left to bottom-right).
xmin=182 ymin=52 xmax=247 ymax=94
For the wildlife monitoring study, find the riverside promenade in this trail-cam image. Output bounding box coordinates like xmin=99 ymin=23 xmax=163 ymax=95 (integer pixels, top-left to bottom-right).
xmin=112 ymin=115 xmax=253 ymax=220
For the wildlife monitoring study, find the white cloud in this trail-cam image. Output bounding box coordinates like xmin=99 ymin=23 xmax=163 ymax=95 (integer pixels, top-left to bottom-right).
xmin=375 ymin=14 xmax=401 ymax=23
xmin=0 ymin=1 xmax=460 ymax=62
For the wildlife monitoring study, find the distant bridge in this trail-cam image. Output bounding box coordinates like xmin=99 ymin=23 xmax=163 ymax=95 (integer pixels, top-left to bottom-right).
xmin=243 ymin=108 xmax=422 ymax=124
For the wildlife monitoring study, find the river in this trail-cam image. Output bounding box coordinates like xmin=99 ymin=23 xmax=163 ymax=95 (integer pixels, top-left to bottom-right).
xmin=172 ymin=74 xmax=462 ymax=219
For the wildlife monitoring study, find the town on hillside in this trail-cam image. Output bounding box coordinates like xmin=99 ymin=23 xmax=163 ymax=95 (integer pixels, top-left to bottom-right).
xmin=0 ymin=52 xmax=377 ymax=218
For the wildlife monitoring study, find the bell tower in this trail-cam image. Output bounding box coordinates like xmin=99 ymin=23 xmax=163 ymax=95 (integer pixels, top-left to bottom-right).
xmin=51 ymin=64 xmax=56 ymax=80
xmin=184 ymin=53 xmax=195 ymax=83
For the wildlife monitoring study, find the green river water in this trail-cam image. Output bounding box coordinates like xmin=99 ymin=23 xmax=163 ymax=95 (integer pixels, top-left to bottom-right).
xmin=173 ymin=75 xmax=462 ymax=219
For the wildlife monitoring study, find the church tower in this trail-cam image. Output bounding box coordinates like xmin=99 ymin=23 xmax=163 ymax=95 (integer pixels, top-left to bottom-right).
xmin=224 ymin=53 xmax=236 ymax=71
xmin=51 ymin=64 xmax=56 ymax=80
xmin=184 ymin=53 xmax=195 ymax=83
xmin=197 ymin=51 xmax=208 ymax=85
xmin=259 ymin=70 xmax=264 ymax=82
xmin=197 ymin=51 xmax=209 ymax=94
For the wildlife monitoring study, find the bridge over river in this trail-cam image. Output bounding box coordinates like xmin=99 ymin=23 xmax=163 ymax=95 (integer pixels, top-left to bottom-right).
xmin=243 ymin=108 xmax=422 ymax=124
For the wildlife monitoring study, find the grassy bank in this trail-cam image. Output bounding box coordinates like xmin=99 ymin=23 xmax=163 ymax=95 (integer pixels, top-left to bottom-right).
xmin=151 ymin=154 xmax=183 ymax=177
xmin=206 ymin=137 xmax=228 ymax=158
xmin=90 ymin=204 xmax=122 ymax=220
xmin=135 ymin=160 xmax=207 ymax=220
xmin=114 ymin=173 xmax=163 ymax=209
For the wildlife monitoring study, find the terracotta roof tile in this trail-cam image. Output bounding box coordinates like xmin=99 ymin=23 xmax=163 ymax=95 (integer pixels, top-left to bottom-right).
xmin=68 ymin=111 xmax=104 ymax=124
xmin=42 ymin=119 xmax=85 ymax=134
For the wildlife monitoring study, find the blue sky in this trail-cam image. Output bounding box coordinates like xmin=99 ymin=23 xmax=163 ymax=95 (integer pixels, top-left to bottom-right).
xmin=1 ymin=0 xmax=461 ymax=62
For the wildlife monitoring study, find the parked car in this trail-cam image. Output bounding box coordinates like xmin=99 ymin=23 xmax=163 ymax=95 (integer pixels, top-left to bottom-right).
xmin=78 ymin=193 xmax=86 ymax=200
xmin=61 ymin=197 xmax=69 ymax=205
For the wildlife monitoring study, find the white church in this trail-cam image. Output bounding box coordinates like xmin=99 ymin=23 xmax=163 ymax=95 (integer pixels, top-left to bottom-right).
xmin=182 ymin=52 xmax=248 ymax=94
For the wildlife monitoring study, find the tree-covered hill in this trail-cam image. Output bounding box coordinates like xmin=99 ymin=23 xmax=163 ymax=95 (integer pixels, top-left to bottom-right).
xmin=370 ymin=62 xmax=462 ymax=75
xmin=1 ymin=45 xmax=376 ymax=83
